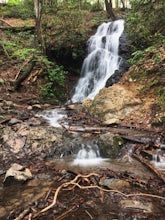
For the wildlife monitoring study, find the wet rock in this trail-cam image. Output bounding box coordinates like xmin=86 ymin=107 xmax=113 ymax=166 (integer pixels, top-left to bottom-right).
xmin=66 ymin=103 xmax=83 ymax=111
xmin=3 ymin=134 xmax=25 ymax=154
xmin=84 ymin=84 xmax=141 ymax=125
xmin=27 ymin=117 xmax=42 ymax=126
xmin=100 ymin=178 xmax=130 ymax=189
xmin=1 ymin=124 xmax=63 ymax=160
xmin=106 ymin=32 xmax=130 ymax=87
xmin=120 ymin=199 xmax=153 ymax=213
xmin=8 ymin=118 xmax=22 ymax=125
xmin=3 ymin=163 xmax=32 ymax=186
xmin=98 ymin=132 xmax=123 ymax=158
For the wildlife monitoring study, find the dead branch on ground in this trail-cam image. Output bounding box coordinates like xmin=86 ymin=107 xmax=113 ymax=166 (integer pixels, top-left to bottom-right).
xmin=14 ymin=56 xmax=34 ymax=81
xmin=133 ymin=153 xmax=165 ymax=183
xmin=14 ymin=58 xmax=36 ymax=91
xmin=0 ymin=18 xmax=13 ymax=27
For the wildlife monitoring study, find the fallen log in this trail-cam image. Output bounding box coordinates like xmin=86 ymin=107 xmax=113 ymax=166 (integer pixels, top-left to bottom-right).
xmin=14 ymin=59 xmax=36 ymax=91
xmin=60 ymin=124 xmax=109 ymax=133
xmin=60 ymin=124 xmax=151 ymax=138
xmin=132 ymin=153 xmax=165 ymax=183
xmin=121 ymin=135 xmax=150 ymax=144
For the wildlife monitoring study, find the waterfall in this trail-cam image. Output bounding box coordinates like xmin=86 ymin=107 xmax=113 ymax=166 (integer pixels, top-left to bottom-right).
xmin=71 ymin=19 xmax=125 ymax=103
xmin=72 ymin=143 xmax=106 ymax=166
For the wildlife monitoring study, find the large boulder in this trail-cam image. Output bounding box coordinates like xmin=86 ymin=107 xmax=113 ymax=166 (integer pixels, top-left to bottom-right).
xmin=83 ymin=84 xmax=141 ymax=125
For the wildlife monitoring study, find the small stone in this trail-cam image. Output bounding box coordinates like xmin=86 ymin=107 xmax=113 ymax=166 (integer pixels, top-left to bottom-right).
xmin=8 ymin=118 xmax=22 ymax=125
xmin=3 ymin=163 xmax=33 ymax=186
xmin=120 ymin=199 xmax=153 ymax=212
xmin=100 ymin=178 xmax=130 ymax=190
xmin=103 ymin=118 xmax=120 ymax=125
xmin=27 ymin=106 xmax=33 ymax=110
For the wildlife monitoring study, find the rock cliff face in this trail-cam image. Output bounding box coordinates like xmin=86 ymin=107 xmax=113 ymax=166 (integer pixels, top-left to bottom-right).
xmin=106 ymin=32 xmax=130 ymax=87
xmin=83 ymin=84 xmax=141 ymax=125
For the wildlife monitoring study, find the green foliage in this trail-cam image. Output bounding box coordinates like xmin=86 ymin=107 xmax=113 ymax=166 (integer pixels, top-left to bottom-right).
xmin=127 ymin=0 xmax=165 ymax=51
xmin=112 ymin=136 xmax=124 ymax=157
xmin=40 ymin=66 xmax=67 ymax=101
xmin=129 ymin=44 xmax=163 ymax=64
xmin=0 ymin=30 xmax=37 ymax=61
xmin=48 ymin=66 xmax=66 ymax=87
xmin=2 ymin=0 xmax=34 ymax=19
xmin=92 ymin=2 xmax=104 ymax=11
xmin=0 ymin=40 xmax=16 ymax=54
xmin=12 ymin=48 xmax=37 ymax=61
xmin=8 ymin=0 xmax=21 ymax=5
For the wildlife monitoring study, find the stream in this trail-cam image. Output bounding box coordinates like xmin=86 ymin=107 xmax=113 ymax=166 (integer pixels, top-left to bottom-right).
xmin=0 ymin=107 xmax=165 ymax=220
xmin=0 ymin=19 xmax=165 ymax=219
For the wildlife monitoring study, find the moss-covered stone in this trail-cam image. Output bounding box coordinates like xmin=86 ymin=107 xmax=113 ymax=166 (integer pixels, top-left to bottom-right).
xmin=98 ymin=133 xmax=124 ymax=158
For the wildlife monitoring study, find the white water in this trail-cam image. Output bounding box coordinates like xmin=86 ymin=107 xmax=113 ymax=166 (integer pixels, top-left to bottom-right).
xmin=71 ymin=19 xmax=124 ymax=103
xmin=72 ymin=144 xmax=106 ymax=166
xmin=36 ymin=108 xmax=67 ymax=128
xmin=151 ymin=153 xmax=165 ymax=171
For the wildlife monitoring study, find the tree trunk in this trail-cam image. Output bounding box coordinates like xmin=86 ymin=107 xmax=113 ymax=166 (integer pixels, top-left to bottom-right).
xmin=34 ymin=0 xmax=45 ymax=54
xmin=104 ymin=0 xmax=116 ymax=20
xmin=121 ymin=0 xmax=126 ymax=10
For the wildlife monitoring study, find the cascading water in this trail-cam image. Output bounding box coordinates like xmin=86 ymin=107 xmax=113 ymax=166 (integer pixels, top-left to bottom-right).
xmin=36 ymin=19 xmax=125 ymax=166
xmin=72 ymin=143 xmax=106 ymax=166
xmin=71 ymin=19 xmax=125 ymax=103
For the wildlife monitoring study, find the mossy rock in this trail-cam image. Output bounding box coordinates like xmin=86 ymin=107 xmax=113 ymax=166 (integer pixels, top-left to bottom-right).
xmin=98 ymin=133 xmax=124 ymax=158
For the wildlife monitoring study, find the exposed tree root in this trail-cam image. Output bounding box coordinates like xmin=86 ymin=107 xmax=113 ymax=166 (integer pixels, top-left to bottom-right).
xmin=31 ymin=172 xmax=165 ymax=219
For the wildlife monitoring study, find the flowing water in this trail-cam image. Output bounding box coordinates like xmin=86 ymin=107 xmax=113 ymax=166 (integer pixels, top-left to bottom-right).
xmin=151 ymin=150 xmax=165 ymax=171
xmin=71 ymin=19 xmax=124 ymax=103
xmin=36 ymin=108 xmax=67 ymax=128
xmin=0 ymin=20 xmax=165 ymax=220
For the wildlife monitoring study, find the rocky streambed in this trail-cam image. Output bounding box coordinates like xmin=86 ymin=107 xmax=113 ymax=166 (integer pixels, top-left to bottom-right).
xmin=0 ymin=99 xmax=165 ymax=220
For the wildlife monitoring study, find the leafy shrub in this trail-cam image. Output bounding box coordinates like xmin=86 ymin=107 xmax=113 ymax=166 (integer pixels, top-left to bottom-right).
xmin=40 ymin=66 xmax=67 ymax=102
xmin=127 ymin=0 xmax=165 ymax=51
xmin=2 ymin=0 xmax=34 ymax=19
xmin=90 ymin=1 xmax=104 ymax=11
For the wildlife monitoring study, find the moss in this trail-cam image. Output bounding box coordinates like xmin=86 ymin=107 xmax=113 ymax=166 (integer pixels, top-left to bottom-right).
xmin=112 ymin=136 xmax=124 ymax=157
xmin=98 ymin=134 xmax=124 ymax=158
